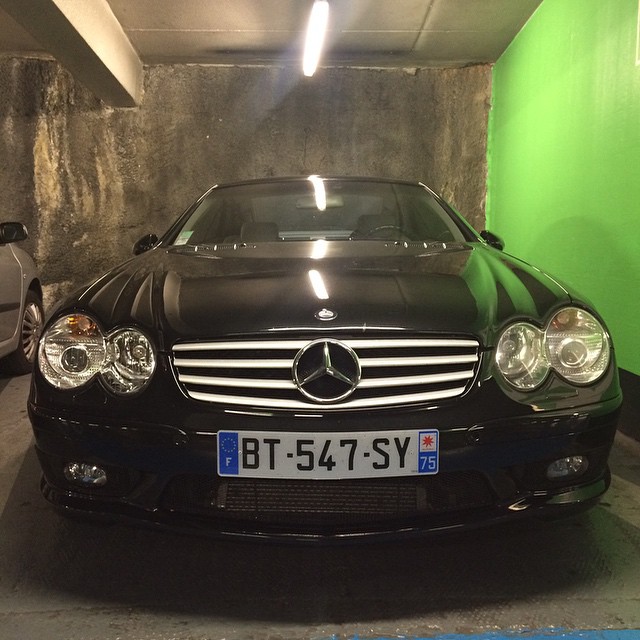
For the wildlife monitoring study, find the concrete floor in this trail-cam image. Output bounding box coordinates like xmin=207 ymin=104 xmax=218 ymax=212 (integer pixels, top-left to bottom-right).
xmin=1 ymin=373 xmax=640 ymax=640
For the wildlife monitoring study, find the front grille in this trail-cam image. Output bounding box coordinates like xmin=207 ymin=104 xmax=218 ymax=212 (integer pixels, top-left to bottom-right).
xmin=172 ymin=335 xmax=480 ymax=411
xmin=160 ymin=472 xmax=493 ymax=528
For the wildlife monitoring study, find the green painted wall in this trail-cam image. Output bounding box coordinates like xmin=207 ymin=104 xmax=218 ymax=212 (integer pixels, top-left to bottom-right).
xmin=487 ymin=0 xmax=640 ymax=375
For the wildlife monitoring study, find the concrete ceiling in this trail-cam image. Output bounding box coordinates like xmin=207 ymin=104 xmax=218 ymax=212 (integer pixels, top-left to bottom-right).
xmin=0 ymin=0 xmax=542 ymax=106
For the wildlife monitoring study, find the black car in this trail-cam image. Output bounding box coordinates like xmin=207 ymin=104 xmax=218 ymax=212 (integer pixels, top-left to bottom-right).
xmin=29 ymin=177 xmax=621 ymax=542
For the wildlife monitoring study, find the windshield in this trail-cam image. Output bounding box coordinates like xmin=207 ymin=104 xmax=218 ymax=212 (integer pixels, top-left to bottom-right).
xmin=168 ymin=179 xmax=471 ymax=246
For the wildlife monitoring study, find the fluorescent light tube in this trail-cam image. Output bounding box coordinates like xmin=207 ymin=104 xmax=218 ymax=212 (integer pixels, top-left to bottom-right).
xmin=303 ymin=0 xmax=329 ymax=77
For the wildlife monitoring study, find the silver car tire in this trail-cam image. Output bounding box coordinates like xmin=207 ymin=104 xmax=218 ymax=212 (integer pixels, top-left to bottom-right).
xmin=2 ymin=290 xmax=44 ymax=375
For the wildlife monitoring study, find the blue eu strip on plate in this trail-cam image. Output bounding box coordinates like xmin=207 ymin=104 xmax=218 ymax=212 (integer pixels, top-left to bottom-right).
xmin=218 ymin=431 xmax=239 ymax=475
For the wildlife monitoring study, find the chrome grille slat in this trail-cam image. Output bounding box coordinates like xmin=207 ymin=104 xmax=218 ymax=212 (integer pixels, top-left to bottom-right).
xmin=178 ymin=375 xmax=296 ymax=389
xmin=360 ymin=355 xmax=478 ymax=367
xmin=173 ymin=338 xmax=478 ymax=351
xmin=358 ymin=370 xmax=474 ymax=388
xmin=187 ymin=386 xmax=469 ymax=410
xmin=178 ymin=369 xmax=474 ymax=390
xmin=172 ymin=335 xmax=480 ymax=411
xmin=174 ymin=358 xmax=293 ymax=369
xmin=173 ymin=340 xmax=309 ymax=351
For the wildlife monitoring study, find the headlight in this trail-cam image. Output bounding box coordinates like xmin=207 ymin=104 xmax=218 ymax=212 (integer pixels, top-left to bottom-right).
xmin=545 ymin=308 xmax=610 ymax=385
xmin=495 ymin=323 xmax=548 ymax=390
xmin=39 ymin=315 xmax=106 ymax=389
xmin=102 ymin=328 xmax=156 ymax=394
xmin=495 ymin=307 xmax=610 ymax=390
xmin=39 ymin=314 xmax=156 ymax=394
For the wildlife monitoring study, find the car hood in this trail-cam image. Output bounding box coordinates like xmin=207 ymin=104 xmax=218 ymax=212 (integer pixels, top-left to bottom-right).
xmin=72 ymin=242 xmax=571 ymax=348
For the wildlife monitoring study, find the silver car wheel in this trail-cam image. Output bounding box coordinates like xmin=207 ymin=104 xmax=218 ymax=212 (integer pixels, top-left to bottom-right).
xmin=22 ymin=298 xmax=44 ymax=363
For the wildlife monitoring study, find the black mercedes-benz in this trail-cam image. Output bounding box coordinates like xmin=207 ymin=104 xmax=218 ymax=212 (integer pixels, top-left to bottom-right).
xmin=29 ymin=177 xmax=621 ymax=542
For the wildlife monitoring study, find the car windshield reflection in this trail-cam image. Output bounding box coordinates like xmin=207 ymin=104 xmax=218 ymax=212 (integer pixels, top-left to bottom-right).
xmin=168 ymin=178 xmax=470 ymax=245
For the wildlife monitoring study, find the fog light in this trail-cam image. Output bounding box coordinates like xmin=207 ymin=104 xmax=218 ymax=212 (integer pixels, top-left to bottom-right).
xmin=63 ymin=462 xmax=108 ymax=487
xmin=546 ymin=456 xmax=588 ymax=480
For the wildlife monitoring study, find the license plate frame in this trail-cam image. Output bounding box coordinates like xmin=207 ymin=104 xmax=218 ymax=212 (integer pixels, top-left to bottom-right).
xmin=217 ymin=429 xmax=439 ymax=479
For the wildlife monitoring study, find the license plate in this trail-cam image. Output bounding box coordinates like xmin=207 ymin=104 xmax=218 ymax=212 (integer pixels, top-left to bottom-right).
xmin=217 ymin=430 xmax=439 ymax=479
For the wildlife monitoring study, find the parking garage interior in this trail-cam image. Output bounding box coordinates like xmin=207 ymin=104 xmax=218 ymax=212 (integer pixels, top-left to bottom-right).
xmin=1 ymin=1 xmax=640 ymax=639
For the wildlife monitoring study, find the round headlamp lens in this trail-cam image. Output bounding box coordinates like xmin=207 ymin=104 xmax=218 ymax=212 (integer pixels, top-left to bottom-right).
xmin=495 ymin=323 xmax=548 ymax=390
xmin=39 ymin=315 xmax=106 ymax=389
xmin=101 ymin=328 xmax=156 ymax=394
xmin=546 ymin=308 xmax=610 ymax=384
xmin=60 ymin=345 xmax=90 ymax=373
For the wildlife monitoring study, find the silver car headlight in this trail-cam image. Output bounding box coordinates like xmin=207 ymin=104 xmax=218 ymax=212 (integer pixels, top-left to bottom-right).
xmin=545 ymin=308 xmax=610 ymax=385
xmin=495 ymin=323 xmax=548 ymax=390
xmin=39 ymin=314 xmax=156 ymax=394
xmin=39 ymin=315 xmax=107 ymax=390
xmin=102 ymin=328 xmax=156 ymax=394
xmin=495 ymin=307 xmax=610 ymax=390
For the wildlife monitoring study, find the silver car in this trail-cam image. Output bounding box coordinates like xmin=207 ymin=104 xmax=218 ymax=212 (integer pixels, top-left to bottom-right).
xmin=0 ymin=222 xmax=43 ymax=374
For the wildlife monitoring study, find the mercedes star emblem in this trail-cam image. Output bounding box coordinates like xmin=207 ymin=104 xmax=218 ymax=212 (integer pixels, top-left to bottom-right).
xmin=292 ymin=339 xmax=361 ymax=403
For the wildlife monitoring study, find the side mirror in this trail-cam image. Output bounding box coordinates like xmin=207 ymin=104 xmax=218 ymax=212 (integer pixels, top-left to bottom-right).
xmin=480 ymin=230 xmax=504 ymax=251
xmin=0 ymin=222 xmax=28 ymax=244
xmin=133 ymin=233 xmax=159 ymax=255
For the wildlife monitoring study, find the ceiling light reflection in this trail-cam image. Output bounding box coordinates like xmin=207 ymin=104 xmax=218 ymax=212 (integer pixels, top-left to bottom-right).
xmin=308 ymin=174 xmax=327 ymax=211
xmin=308 ymin=269 xmax=329 ymax=300
xmin=303 ymin=0 xmax=329 ymax=77
xmin=311 ymin=239 xmax=328 ymax=260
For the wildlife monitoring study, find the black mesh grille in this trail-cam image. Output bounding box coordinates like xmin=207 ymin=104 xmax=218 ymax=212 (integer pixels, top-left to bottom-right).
xmin=160 ymin=472 xmax=494 ymax=528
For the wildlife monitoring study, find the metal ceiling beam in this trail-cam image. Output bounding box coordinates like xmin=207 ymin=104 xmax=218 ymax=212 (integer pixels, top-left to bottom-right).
xmin=0 ymin=0 xmax=142 ymax=106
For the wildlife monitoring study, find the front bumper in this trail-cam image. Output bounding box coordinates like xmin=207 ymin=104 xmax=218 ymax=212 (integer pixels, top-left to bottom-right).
xmin=39 ymin=471 xmax=611 ymax=544
xmin=29 ymin=396 xmax=621 ymax=543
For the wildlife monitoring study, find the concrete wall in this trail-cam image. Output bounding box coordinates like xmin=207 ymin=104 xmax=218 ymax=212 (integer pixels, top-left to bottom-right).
xmin=0 ymin=58 xmax=491 ymax=306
